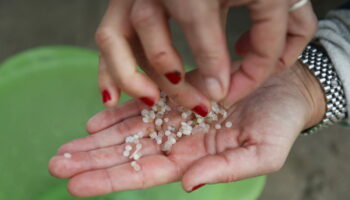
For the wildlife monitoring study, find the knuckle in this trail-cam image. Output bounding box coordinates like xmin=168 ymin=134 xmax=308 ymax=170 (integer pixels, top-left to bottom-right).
xmin=296 ymin=12 xmax=318 ymax=38
xmin=95 ymin=27 xmax=114 ymax=49
xmin=175 ymin=12 xmax=197 ymax=26
xmin=308 ymin=15 xmax=318 ymax=36
xmin=131 ymin=4 xmax=157 ymax=27
xmin=148 ymin=51 xmax=171 ymax=68
xmin=196 ymin=51 xmax=226 ymax=69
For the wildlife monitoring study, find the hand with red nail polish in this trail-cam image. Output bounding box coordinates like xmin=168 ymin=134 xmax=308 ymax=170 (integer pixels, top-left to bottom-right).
xmin=95 ymin=0 xmax=316 ymax=115
xmin=49 ymin=63 xmax=325 ymax=197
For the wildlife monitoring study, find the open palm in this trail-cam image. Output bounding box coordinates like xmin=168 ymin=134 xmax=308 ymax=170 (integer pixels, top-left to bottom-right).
xmin=49 ymin=63 xmax=316 ymax=197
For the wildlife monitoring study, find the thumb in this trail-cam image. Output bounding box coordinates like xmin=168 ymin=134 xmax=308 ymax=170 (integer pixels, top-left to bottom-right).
xmin=181 ymin=146 xmax=273 ymax=192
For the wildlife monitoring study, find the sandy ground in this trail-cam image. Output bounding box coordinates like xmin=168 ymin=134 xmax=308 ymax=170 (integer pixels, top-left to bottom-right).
xmin=1 ymin=0 xmax=349 ymax=199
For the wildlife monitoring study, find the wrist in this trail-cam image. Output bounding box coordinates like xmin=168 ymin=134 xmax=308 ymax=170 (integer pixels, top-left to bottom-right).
xmin=292 ymin=61 xmax=326 ymax=130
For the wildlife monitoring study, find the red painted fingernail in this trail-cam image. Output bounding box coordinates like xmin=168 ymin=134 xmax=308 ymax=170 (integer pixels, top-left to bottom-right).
xmin=165 ymin=71 xmax=182 ymax=84
xmin=102 ymin=90 xmax=111 ymax=103
xmin=192 ymin=105 xmax=209 ymax=117
xmin=191 ymin=184 xmax=206 ymax=192
xmin=139 ymin=97 xmax=155 ymax=106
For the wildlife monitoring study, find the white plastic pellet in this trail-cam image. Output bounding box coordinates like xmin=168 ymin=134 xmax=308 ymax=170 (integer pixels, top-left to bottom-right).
xmin=141 ymin=109 xmax=148 ymax=116
xmin=131 ymin=161 xmax=141 ymax=171
xmin=181 ymin=112 xmax=188 ymax=119
xmin=150 ymin=132 xmax=157 ymax=139
xmin=149 ymin=111 xmax=156 ymax=119
xmin=165 ymin=130 xmax=171 ymax=136
xmin=155 ymin=118 xmax=163 ymax=126
xmin=137 ymin=131 xmax=145 ymax=138
xmin=215 ymin=124 xmax=222 ymax=129
xmin=163 ymin=142 xmax=172 ymax=151
xmin=152 ymin=105 xmax=158 ymax=111
xmin=176 ymin=131 xmax=183 ymax=137
xmin=197 ymin=118 xmax=204 ymax=123
xmin=164 ymin=117 xmax=169 ymax=123
xmin=183 ymin=129 xmax=192 ymax=135
xmin=136 ymin=143 xmax=142 ymax=149
xmin=225 ymin=121 xmax=233 ymax=128
xmin=133 ymin=153 xmax=140 ymax=160
xmin=125 ymin=145 xmax=132 ymax=151
xmin=123 ymin=150 xmax=130 ymax=157
xmin=63 ymin=153 xmax=72 ymax=158
xmin=156 ymin=137 xmax=162 ymax=144
xmin=125 ymin=136 xmax=134 ymax=143
xmin=168 ymin=137 xmax=176 ymax=144
xmin=134 ymin=164 xmax=141 ymax=171
xmin=142 ymin=117 xmax=149 ymax=123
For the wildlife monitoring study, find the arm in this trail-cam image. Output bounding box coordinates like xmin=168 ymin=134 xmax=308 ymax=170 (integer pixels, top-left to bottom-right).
xmin=314 ymin=3 xmax=350 ymax=125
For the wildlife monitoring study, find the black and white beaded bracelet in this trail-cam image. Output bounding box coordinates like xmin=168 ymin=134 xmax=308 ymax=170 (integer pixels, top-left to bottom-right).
xmin=299 ymin=43 xmax=348 ymax=135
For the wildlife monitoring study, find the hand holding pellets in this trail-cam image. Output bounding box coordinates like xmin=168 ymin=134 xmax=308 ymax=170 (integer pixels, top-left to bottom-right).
xmin=123 ymin=92 xmax=233 ymax=171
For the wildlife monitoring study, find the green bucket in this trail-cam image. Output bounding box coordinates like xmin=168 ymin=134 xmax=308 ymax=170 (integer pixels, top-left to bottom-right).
xmin=0 ymin=47 xmax=265 ymax=200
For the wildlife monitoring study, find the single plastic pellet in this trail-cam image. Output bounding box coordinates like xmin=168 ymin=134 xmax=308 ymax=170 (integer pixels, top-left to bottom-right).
xmin=225 ymin=121 xmax=233 ymax=128
xmin=155 ymin=118 xmax=163 ymax=126
xmin=165 ymin=130 xmax=171 ymax=136
xmin=123 ymin=150 xmax=130 ymax=157
xmin=125 ymin=145 xmax=132 ymax=151
xmin=131 ymin=161 xmax=141 ymax=171
xmin=215 ymin=124 xmax=222 ymax=129
xmin=63 ymin=153 xmax=72 ymax=158
xmin=133 ymin=153 xmax=140 ymax=160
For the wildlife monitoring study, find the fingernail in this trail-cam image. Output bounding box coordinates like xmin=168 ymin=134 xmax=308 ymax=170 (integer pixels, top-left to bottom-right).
xmin=165 ymin=71 xmax=182 ymax=84
xmin=139 ymin=97 xmax=155 ymax=106
xmin=102 ymin=90 xmax=111 ymax=103
xmin=205 ymin=77 xmax=223 ymax=101
xmin=191 ymin=184 xmax=206 ymax=192
xmin=192 ymin=104 xmax=209 ymax=117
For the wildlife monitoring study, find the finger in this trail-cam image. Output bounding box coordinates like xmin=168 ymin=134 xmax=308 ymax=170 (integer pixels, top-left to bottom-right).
xmin=278 ymin=1 xmax=317 ymax=70
xmin=164 ymin=0 xmax=231 ymax=101
xmin=227 ymin=0 xmax=288 ymax=103
xmin=131 ymin=0 xmax=184 ymax=85
xmin=86 ymin=99 xmax=145 ymax=134
xmin=62 ymin=107 xmax=187 ymax=155
xmin=96 ymin=0 xmax=159 ymax=107
xmin=99 ymin=56 xmax=120 ymax=107
xmin=141 ymin=64 xmax=211 ymax=117
xmin=49 ymin=138 xmax=161 ymax=178
xmin=129 ymin=37 xmax=211 ymax=117
xmin=67 ymin=155 xmax=180 ymax=197
xmin=234 ymin=31 xmax=251 ymax=57
xmin=130 ymin=0 xmax=211 ymax=117
xmin=59 ymin=116 xmax=150 ymax=154
xmin=182 ymin=144 xmax=285 ymax=192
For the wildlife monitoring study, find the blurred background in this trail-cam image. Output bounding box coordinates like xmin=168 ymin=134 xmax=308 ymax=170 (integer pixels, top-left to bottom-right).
xmin=0 ymin=0 xmax=349 ymax=199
